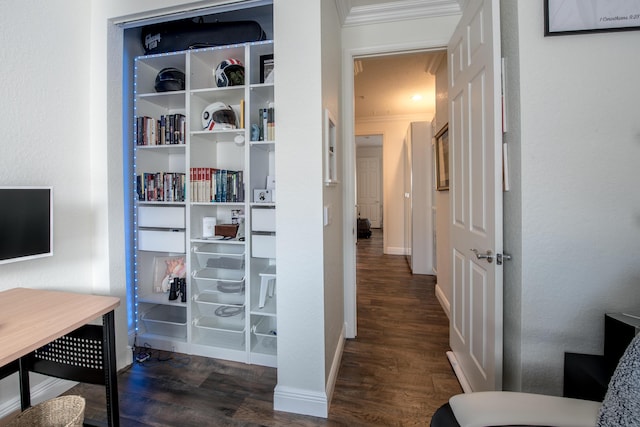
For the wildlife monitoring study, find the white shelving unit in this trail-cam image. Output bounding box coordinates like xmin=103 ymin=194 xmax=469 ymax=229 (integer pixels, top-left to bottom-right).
xmin=132 ymin=40 xmax=276 ymax=367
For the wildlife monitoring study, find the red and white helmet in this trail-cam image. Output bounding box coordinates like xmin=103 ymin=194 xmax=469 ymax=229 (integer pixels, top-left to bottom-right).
xmin=201 ymin=102 xmax=237 ymax=131
xmin=215 ymin=58 xmax=245 ymax=87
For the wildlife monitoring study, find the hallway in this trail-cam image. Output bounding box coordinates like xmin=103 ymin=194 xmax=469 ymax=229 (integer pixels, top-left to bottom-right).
xmin=64 ymin=229 xmax=460 ymax=425
xmin=329 ymin=228 xmax=461 ymax=424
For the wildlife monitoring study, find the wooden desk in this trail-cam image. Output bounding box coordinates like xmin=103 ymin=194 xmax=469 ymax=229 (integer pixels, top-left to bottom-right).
xmin=0 ymin=288 xmax=120 ymax=426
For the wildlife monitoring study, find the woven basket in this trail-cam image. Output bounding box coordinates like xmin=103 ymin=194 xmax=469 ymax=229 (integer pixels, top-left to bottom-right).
xmin=7 ymin=396 xmax=85 ymax=427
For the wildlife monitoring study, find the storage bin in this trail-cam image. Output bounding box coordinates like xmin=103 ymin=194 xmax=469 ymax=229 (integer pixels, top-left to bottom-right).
xmin=141 ymin=305 xmax=187 ymax=338
xmin=252 ymin=316 xmax=277 ymax=350
xmin=7 ymin=395 xmax=85 ymax=427
xmin=193 ymin=291 xmax=245 ymax=316
xmin=193 ymin=316 xmax=245 ymax=347
xmin=193 ymin=243 xmax=245 ymax=269
xmin=191 ymin=268 xmax=245 ymax=295
xmin=139 ymin=229 xmax=186 ymax=253
xmin=252 ymin=234 xmax=275 ymax=259
xmin=251 ymin=208 xmax=275 ymax=232
xmin=138 ymin=206 xmax=185 ymax=228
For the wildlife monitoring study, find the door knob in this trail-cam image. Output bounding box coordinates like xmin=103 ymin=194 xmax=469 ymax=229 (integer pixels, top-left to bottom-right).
xmin=470 ymin=249 xmax=493 ymax=263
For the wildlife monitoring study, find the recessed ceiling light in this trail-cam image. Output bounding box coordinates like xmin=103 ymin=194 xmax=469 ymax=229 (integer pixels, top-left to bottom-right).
xmin=411 ymin=94 xmax=422 ymax=101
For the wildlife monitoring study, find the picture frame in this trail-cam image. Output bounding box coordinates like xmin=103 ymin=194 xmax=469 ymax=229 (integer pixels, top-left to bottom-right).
xmin=260 ymin=54 xmax=274 ymax=84
xmin=323 ymin=108 xmax=338 ymax=185
xmin=435 ymin=123 xmax=449 ymax=191
xmin=153 ymin=256 xmax=186 ymax=293
xmin=544 ymin=0 xmax=640 ymax=36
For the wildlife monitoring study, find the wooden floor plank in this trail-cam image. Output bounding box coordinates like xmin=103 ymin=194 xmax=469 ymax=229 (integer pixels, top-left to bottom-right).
xmin=62 ymin=229 xmax=460 ymax=426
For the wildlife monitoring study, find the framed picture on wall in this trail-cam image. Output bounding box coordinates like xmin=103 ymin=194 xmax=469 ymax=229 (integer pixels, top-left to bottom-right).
xmin=544 ymin=0 xmax=640 ymax=36
xmin=435 ymin=124 xmax=449 ymax=191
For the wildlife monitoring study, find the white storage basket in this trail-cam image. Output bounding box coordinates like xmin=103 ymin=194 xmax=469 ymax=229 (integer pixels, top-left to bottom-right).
xmin=193 ymin=316 xmax=245 ymax=347
xmin=141 ymin=305 xmax=187 ymax=338
xmin=252 ymin=316 xmax=277 ymax=351
xmin=193 ymin=291 xmax=245 ymax=316
xmin=191 ymin=268 xmax=245 ymax=295
xmin=193 ymin=243 xmax=245 ymax=269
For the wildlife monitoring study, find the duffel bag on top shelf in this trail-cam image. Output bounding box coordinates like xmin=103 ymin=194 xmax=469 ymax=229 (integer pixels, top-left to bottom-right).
xmin=142 ymin=18 xmax=267 ymax=55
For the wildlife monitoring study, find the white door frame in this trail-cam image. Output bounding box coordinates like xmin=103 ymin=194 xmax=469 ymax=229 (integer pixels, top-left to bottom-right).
xmin=342 ymin=40 xmax=450 ymax=338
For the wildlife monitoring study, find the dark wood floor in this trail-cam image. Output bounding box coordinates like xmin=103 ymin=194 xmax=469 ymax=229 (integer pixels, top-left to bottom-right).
xmin=65 ymin=229 xmax=461 ymax=426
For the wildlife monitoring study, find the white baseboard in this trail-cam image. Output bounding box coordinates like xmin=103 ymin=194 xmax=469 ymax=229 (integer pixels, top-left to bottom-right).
xmin=273 ymin=325 xmax=345 ymax=419
xmin=273 ymin=386 xmax=329 ymax=418
xmin=385 ymin=246 xmax=405 ymax=255
xmin=435 ymin=284 xmax=450 ymax=319
xmin=325 ymin=324 xmax=346 ymax=406
xmin=446 ymin=351 xmax=472 ymax=393
xmin=0 ymin=377 xmax=77 ymax=419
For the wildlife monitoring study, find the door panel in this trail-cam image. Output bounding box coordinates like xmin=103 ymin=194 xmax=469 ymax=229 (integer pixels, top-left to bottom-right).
xmin=448 ymin=0 xmax=503 ymax=392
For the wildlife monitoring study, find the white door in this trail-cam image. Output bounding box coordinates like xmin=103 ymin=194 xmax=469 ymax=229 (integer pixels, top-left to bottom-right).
xmin=357 ymin=156 xmax=381 ymax=228
xmin=448 ymin=0 xmax=504 ymax=391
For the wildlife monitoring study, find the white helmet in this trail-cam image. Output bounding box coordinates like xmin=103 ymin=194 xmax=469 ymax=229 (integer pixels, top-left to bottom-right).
xmin=201 ymin=102 xmax=237 ymax=130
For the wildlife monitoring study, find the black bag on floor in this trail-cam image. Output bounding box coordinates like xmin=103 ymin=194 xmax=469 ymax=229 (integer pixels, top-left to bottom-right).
xmin=357 ymin=218 xmax=372 ymax=239
xmin=142 ymin=19 xmax=267 ymax=55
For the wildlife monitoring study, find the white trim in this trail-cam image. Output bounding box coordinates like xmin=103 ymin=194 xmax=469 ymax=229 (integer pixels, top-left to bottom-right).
xmin=334 ymin=0 xmax=353 ymax=26
xmin=343 ymin=39 xmax=451 ymax=349
xmin=342 ymin=55 xmax=358 ymax=340
xmin=0 ymin=378 xmax=77 ymax=419
xmin=326 ymin=324 xmax=346 ymax=404
xmin=447 ymin=351 xmax=473 ymax=393
xmin=385 ymin=246 xmax=406 ymax=255
xmin=112 ymin=0 xmax=272 ymax=28
xmin=342 ymin=0 xmax=461 ymax=27
xmin=273 ymin=386 xmax=329 ymax=418
xmin=356 ymin=113 xmax=432 ymax=124
xmin=435 ymin=283 xmax=451 ymax=319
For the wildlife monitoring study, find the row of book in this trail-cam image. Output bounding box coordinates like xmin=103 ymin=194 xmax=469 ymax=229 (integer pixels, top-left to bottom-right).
xmin=135 ymin=114 xmax=186 ymax=146
xmin=136 ymin=172 xmax=186 ymax=202
xmin=190 ymin=167 xmax=244 ymax=203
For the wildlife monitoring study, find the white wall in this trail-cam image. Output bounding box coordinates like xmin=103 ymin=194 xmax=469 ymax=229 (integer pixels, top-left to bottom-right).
xmin=321 ymin=0 xmax=345 ymax=398
xmin=433 ymin=56 xmax=451 ymax=317
xmin=272 ymin=0 xmax=338 ymax=417
xmin=0 ymin=0 xmax=97 ymax=410
xmin=504 ymin=1 xmax=640 ymax=395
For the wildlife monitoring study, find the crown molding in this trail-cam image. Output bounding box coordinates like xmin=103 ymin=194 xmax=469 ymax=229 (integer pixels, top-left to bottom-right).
xmin=339 ymin=0 xmax=461 ymax=27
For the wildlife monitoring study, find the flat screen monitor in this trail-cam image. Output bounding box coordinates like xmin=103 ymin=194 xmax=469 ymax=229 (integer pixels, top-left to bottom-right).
xmin=0 ymin=187 xmax=53 ymax=264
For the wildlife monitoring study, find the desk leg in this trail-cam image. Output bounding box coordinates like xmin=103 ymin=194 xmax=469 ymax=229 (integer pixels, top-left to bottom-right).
xmin=18 ymin=357 xmax=30 ymax=411
xmin=103 ymin=311 xmax=119 ymax=427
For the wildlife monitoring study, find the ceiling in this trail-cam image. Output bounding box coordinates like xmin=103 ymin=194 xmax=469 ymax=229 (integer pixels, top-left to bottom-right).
xmin=343 ymin=0 xmax=460 ymax=125
xmin=354 ymin=50 xmax=445 ymax=121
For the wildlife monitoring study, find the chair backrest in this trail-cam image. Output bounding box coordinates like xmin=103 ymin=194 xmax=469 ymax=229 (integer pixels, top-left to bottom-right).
xmin=597 ymin=332 xmax=640 ymax=426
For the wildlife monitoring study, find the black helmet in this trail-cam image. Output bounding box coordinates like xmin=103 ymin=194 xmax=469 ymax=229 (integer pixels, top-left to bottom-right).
xmin=154 ymin=67 xmax=185 ymax=92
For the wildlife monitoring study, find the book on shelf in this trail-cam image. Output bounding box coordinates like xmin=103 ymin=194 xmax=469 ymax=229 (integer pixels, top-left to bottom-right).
xmin=136 ymin=172 xmax=185 ymax=202
xmin=135 ymin=114 xmax=185 ymax=146
xmin=257 ymin=106 xmax=275 ymax=141
xmin=189 ymin=167 xmax=244 ymax=203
